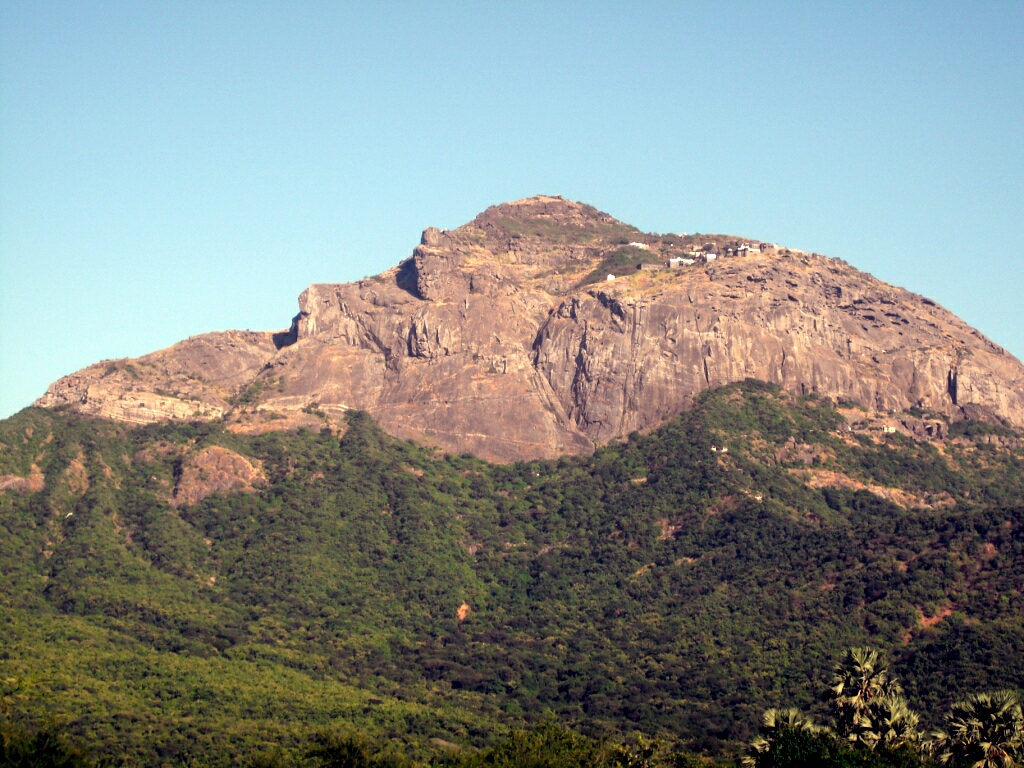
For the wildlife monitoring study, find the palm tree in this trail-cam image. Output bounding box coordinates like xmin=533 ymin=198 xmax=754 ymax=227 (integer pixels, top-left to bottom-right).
xmin=859 ymin=692 xmax=922 ymax=753
xmin=931 ymin=690 xmax=1023 ymax=768
xmin=826 ymin=647 xmax=903 ymax=742
xmin=611 ymin=733 xmax=661 ymax=768
xmin=743 ymin=708 xmax=822 ymax=767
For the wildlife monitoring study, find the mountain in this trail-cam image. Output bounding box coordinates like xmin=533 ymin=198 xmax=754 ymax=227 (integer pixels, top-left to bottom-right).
xmin=8 ymin=199 xmax=1024 ymax=765
xmin=2 ymin=381 xmax=1023 ymax=765
xmin=35 ymin=196 xmax=1024 ymax=462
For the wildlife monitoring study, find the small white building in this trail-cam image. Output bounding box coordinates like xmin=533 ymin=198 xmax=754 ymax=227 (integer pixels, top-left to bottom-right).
xmin=607 ymin=274 xmax=616 ymax=281
xmin=628 ymin=242 xmax=650 ymax=250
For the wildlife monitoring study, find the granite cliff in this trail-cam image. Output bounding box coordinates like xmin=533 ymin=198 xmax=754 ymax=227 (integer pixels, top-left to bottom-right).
xmin=36 ymin=196 xmax=1024 ymax=462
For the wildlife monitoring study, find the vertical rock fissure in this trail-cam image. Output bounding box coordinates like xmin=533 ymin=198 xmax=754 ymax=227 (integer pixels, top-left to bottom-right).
xmin=620 ymin=303 xmax=645 ymax=434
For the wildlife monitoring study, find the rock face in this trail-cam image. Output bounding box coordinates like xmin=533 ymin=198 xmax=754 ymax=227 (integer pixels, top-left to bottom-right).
xmin=36 ymin=196 xmax=1024 ymax=462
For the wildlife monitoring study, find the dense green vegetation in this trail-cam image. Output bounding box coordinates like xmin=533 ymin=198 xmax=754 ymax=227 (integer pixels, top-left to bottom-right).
xmin=490 ymin=212 xmax=640 ymax=246
xmin=577 ymin=245 xmax=666 ymax=285
xmin=1 ymin=381 xmax=1022 ymax=765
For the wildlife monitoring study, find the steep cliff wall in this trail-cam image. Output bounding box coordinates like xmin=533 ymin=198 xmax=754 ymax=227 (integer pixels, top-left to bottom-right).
xmin=533 ymin=254 xmax=1024 ymax=444
xmin=36 ymin=196 xmax=1024 ymax=461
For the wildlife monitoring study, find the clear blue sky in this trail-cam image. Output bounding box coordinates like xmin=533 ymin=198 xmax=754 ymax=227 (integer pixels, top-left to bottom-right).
xmin=2 ymin=2 xmax=1022 ymax=418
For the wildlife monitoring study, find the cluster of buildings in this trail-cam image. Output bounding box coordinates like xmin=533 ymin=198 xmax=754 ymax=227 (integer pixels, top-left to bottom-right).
xmin=665 ymin=241 xmax=779 ymax=271
xmin=680 ymin=241 xmax=777 ymax=262
xmin=605 ymin=240 xmax=779 ymax=281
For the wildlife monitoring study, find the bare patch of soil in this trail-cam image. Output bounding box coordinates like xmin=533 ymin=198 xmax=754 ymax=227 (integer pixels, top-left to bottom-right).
xmin=790 ymin=469 xmax=954 ymax=509
xmin=920 ymin=605 xmax=954 ymax=628
xmin=0 ymin=464 xmax=45 ymax=494
xmin=659 ymin=518 xmax=684 ymax=540
xmin=65 ymin=455 xmax=89 ymax=497
xmin=172 ymin=446 xmax=266 ymax=507
xmin=632 ymin=562 xmax=655 ymax=577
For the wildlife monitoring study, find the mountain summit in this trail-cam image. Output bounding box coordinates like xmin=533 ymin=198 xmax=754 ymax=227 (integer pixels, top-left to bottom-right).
xmin=37 ymin=196 xmax=1024 ymax=461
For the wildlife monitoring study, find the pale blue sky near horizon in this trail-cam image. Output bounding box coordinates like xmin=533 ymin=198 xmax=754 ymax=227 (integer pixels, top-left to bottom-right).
xmin=1 ymin=2 xmax=1022 ymax=418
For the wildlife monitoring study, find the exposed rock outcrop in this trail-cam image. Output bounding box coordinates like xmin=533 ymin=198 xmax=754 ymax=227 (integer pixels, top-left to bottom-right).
xmin=171 ymin=446 xmax=266 ymax=507
xmin=0 ymin=464 xmax=45 ymax=494
xmin=35 ymin=196 xmax=1024 ymax=462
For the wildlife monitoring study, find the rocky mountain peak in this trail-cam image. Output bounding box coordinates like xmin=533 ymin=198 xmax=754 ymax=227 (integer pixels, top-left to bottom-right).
xmin=398 ymin=196 xmax=646 ymax=300
xmin=469 ymin=195 xmax=626 ymax=241
xmin=35 ymin=199 xmax=1024 ymax=462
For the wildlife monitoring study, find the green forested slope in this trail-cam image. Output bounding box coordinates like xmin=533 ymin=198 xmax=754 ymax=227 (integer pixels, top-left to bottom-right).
xmin=1 ymin=382 xmax=1022 ymax=765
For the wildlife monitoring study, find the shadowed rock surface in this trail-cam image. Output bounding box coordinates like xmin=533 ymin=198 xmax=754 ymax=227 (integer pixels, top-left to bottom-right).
xmin=36 ymin=196 xmax=1024 ymax=462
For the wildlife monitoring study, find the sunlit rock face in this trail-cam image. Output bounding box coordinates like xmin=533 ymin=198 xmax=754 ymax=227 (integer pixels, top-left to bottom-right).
xmin=36 ymin=196 xmax=1024 ymax=462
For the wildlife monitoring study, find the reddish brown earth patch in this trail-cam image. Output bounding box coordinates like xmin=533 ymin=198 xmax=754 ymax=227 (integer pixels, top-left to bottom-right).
xmin=134 ymin=442 xmax=184 ymax=464
xmin=790 ymin=469 xmax=953 ymax=509
xmin=632 ymin=562 xmax=656 ymax=577
xmin=708 ymin=495 xmax=744 ymax=516
xmin=920 ymin=605 xmax=955 ymax=628
xmin=0 ymin=464 xmax=45 ymax=494
xmin=171 ymin=446 xmax=266 ymax=507
xmin=64 ymin=455 xmax=89 ymax=497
